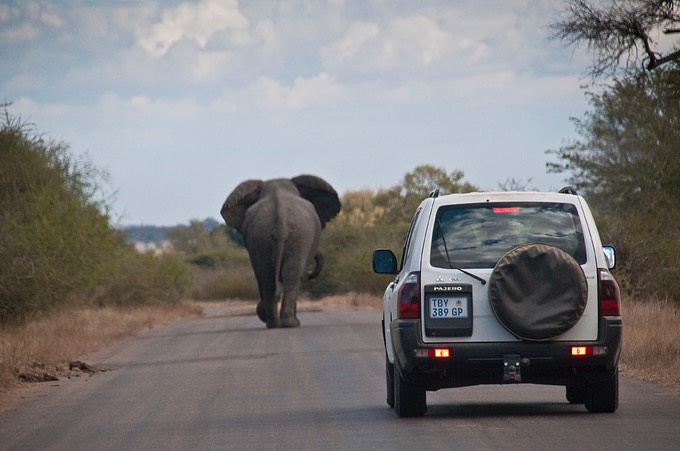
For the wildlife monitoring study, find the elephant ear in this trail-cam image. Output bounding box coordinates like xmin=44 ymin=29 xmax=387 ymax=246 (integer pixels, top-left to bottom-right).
xmin=292 ymin=175 xmax=341 ymax=228
xmin=220 ymin=179 xmax=263 ymax=233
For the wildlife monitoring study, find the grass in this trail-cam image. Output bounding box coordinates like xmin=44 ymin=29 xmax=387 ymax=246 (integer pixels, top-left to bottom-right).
xmin=0 ymin=294 xmax=677 ymax=406
xmin=618 ymin=297 xmax=680 ymax=389
xmin=0 ymin=303 xmax=201 ymax=396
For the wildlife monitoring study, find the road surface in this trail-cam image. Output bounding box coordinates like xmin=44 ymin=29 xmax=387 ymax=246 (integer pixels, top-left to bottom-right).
xmin=1 ymin=304 xmax=678 ymax=450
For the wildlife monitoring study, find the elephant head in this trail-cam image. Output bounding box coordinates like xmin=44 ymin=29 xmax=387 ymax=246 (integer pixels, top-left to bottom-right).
xmin=220 ymin=175 xmax=341 ymax=328
xmin=221 ymin=175 xmax=341 ymax=234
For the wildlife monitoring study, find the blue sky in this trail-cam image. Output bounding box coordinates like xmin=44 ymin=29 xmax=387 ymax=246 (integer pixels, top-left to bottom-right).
xmin=2 ymin=0 xmax=596 ymax=226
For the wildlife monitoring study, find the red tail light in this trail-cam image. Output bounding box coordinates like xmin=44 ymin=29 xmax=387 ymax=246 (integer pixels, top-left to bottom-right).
xmin=598 ymin=268 xmax=621 ymax=316
xmin=398 ymin=272 xmax=421 ymax=319
xmin=571 ymin=346 xmax=592 ymax=356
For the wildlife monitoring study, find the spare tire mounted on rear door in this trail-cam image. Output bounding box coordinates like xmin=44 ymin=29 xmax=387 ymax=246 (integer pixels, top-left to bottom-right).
xmin=488 ymin=243 xmax=587 ymax=341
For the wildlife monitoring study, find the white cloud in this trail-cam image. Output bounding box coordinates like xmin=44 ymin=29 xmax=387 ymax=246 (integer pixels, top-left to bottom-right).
xmin=321 ymin=12 xmax=493 ymax=76
xmin=1 ymin=22 xmax=39 ymax=43
xmin=247 ymin=73 xmax=343 ymax=110
xmin=384 ymin=16 xmax=454 ymax=65
xmin=321 ymin=22 xmax=379 ymax=67
xmin=0 ymin=4 xmax=10 ymax=22
xmin=194 ymin=51 xmax=233 ymax=80
xmin=0 ymin=2 xmax=64 ymax=44
xmin=138 ymin=0 xmax=249 ymax=58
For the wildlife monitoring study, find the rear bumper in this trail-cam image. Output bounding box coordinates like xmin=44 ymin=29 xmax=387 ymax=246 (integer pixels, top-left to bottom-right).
xmin=390 ymin=317 xmax=622 ymax=390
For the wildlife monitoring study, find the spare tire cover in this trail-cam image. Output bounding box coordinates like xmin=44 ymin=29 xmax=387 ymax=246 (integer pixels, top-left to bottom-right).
xmin=488 ymin=243 xmax=587 ymax=341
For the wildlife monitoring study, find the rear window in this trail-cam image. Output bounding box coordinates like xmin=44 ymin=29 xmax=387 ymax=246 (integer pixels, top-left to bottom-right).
xmin=430 ymin=203 xmax=586 ymax=268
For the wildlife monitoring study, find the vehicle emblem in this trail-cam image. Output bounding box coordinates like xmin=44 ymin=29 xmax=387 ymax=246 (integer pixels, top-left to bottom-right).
xmin=436 ymin=276 xmax=462 ymax=282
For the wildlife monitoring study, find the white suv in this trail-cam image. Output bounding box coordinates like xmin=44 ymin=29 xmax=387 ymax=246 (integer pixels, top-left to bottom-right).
xmin=373 ymin=188 xmax=622 ymax=417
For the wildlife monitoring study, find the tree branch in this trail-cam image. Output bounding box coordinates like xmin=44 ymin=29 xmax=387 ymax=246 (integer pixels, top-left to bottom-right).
xmin=550 ymin=0 xmax=680 ymax=79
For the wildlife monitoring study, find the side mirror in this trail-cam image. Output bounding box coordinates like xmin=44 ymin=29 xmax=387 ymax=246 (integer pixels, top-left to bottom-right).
xmin=602 ymin=246 xmax=616 ymax=270
xmin=373 ymin=249 xmax=398 ymax=274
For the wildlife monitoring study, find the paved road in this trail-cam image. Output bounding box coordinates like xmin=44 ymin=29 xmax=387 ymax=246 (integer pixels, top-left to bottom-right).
xmin=1 ymin=305 xmax=678 ymax=450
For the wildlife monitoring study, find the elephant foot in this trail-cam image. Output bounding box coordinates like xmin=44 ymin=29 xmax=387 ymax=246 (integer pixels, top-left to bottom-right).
xmin=279 ymin=316 xmax=301 ymax=328
xmin=265 ymin=319 xmax=280 ymax=329
xmin=256 ymin=302 xmax=267 ymax=323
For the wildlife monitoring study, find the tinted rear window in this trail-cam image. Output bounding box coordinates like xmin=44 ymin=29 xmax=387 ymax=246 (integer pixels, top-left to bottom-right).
xmin=430 ymin=203 xmax=586 ymax=268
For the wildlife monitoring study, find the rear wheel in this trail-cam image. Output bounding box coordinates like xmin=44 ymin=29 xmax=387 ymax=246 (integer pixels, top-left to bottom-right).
xmin=385 ymin=356 xmax=395 ymax=408
xmin=393 ymin=371 xmax=426 ymax=417
xmin=566 ymin=385 xmax=587 ymax=404
xmin=585 ymin=369 xmax=619 ymax=413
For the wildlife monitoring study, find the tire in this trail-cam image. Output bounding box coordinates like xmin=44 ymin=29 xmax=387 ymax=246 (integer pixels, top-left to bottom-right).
xmin=386 ymin=356 xmax=395 ymax=408
xmin=566 ymin=385 xmax=587 ymax=404
xmin=585 ymin=369 xmax=619 ymax=413
xmin=488 ymin=243 xmax=588 ymax=341
xmin=393 ymin=371 xmax=426 ymax=417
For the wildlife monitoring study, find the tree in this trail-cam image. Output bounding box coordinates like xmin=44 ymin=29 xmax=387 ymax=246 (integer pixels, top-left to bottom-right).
xmin=376 ymin=165 xmax=479 ymax=223
xmin=546 ymin=67 xmax=680 ymax=299
xmin=550 ymin=0 xmax=680 ymax=78
xmin=547 ymin=68 xmax=680 ymax=209
xmin=0 ymin=106 xmax=190 ymax=322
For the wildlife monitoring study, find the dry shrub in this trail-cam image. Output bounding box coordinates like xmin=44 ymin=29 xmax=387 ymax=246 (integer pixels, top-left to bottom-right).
xmin=303 ymin=293 xmax=383 ymax=310
xmin=190 ymin=268 xmax=258 ymax=300
xmin=96 ymin=252 xmax=192 ymax=307
xmin=0 ymin=303 xmax=201 ymax=394
xmin=619 ymin=296 xmax=680 ymax=389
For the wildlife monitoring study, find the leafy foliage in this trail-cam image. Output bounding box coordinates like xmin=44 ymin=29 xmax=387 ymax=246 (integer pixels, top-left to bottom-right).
xmin=0 ymin=107 xmax=191 ymax=323
xmin=168 ymin=219 xmax=231 ymax=254
xmin=547 ymin=68 xmax=680 ymax=299
xmin=372 ymin=165 xmax=479 ymax=225
xmin=306 ymin=165 xmax=478 ymax=298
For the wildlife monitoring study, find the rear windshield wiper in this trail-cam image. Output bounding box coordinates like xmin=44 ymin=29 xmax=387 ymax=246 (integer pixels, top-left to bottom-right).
xmin=437 ymin=219 xmax=487 ymax=285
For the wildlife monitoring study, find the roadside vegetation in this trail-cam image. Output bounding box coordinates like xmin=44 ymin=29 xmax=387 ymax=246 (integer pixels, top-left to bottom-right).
xmin=0 ymin=106 xmax=194 ymax=394
xmin=0 ymin=106 xmax=192 ymax=325
xmin=1 ymin=0 xmax=679 ymax=397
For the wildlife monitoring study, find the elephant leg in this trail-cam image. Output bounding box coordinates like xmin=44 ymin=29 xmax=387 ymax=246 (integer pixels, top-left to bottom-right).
xmin=279 ymin=290 xmax=301 ymax=328
xmin=279 ymin=269 xmax=302 ymax=328
xmin=253 ymin=265 xmax=279 ymax=328
xmin=255 ymin=302 xmax=266 ymax=322
xmin=262 ymin=287 xmax=280 ymax=329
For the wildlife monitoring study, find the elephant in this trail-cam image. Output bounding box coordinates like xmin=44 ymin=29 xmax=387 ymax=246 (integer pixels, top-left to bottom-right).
xmin=220 ymin=175 xmax=341 ymax=328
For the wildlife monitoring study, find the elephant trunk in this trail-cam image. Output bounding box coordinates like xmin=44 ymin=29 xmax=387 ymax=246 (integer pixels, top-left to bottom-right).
xmin=307 ymin=252 xmax=324 ymax=279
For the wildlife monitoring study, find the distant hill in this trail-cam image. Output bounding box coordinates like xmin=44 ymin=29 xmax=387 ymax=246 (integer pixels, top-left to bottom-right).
xmin=123 ymin=225 xmax=169 ymax=243
xmin=123 ymin=218 xmax=220 ymax=244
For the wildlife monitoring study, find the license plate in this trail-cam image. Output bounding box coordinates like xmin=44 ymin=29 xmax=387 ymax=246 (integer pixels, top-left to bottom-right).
xmin=429 ymin=296 xmax=468 ymax=318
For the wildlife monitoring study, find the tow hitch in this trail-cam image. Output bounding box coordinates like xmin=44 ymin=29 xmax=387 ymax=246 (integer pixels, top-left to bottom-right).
xmin=503 ymin=355 xmax=522 ymax=383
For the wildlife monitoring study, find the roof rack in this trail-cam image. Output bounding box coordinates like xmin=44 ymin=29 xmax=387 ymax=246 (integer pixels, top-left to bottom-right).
xmin=429 ymin=188 xmax=440 ymax=198
xmin=559 ymin=186 xmax=578 ymax=195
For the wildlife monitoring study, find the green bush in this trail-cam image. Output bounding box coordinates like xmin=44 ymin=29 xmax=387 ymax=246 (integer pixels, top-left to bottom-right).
xmin=94 ymin=251 xmax=192 ymax=307
xmin=304 ymin=221 xmax=406 ymax=297
xmin=190 ymin=268 xmax=258 ymax=300
xmin=0 ymin=107 xmax=193 ymax=323
xmin=175 ymin=229 xmax=258 ymax=299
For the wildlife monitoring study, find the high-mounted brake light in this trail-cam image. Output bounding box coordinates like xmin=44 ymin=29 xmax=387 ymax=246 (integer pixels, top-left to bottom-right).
xmin=598 ymin=268 xmax=621 ymax=316
xmin=493 ymin=207 xmax=520 ymax=213
xmin=398 ymin=272 xmax=421 ymax=319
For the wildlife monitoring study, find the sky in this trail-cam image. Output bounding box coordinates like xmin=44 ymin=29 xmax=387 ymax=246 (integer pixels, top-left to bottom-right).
xmin=2 ymin=0 xmax=597 ymax=226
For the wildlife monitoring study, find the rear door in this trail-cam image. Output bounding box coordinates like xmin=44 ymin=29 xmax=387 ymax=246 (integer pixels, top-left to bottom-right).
xmin=420 ymin=194 xmax=599 ymax=343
